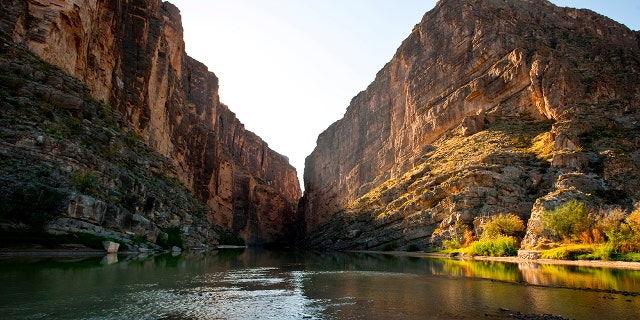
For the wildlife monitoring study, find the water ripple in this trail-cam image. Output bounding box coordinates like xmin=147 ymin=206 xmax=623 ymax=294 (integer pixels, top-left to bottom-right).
xmin=83 ymin=269 xmax=326 ymax=320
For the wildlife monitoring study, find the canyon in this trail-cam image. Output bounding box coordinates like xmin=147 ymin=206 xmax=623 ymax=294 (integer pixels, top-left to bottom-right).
xmin=1 ymin=0 xmax=639 ymax=252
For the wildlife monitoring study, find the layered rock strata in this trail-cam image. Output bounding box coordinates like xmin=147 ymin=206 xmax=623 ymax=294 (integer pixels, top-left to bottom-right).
xmin=303 ymin=0 xmax=640 ymax=250
xmin=0 ymin=36 xmax=217 ymax=248
xmin=0 ymin=0 xmax=301 ymax=245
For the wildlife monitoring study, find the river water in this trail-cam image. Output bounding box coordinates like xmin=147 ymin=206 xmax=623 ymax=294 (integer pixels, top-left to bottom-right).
xmin=1 ymin=250 xmax=640 ymax=319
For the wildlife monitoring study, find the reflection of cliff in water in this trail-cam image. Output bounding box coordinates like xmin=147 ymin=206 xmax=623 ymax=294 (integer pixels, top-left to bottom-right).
xmin=1 ymin=251 xmax=640 ymax=319
xmin=431 ymin=257 xmax=640 ymax=293
xmin=518 ymin=262 xmax=640 ymax=293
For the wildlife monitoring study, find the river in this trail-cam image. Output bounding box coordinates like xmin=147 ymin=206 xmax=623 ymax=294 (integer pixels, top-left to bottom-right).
xmin=1 ymin=249 xmax=639 ymax=319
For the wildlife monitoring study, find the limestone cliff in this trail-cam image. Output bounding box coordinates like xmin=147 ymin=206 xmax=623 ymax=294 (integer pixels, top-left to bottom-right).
xmin=302 ymin=0 xmax=640 ymax=250
xmin=0 ymin=0 xmax=301 ymax=246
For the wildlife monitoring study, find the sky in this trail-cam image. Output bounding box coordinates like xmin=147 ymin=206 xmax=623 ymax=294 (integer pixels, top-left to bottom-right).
xmin=168 ymin=0 xmax=640 ymax=187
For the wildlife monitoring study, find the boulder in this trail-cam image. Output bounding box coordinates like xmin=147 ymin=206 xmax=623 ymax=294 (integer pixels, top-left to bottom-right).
xmin=102 ymin=241 xmax=120 ymax=253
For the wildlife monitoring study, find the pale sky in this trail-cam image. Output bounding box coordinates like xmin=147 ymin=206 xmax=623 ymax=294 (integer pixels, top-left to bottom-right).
xmin=168 ymin=0 xmax=640 ymax=186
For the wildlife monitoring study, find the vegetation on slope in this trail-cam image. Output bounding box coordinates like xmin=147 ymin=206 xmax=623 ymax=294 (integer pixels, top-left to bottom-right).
xmin=307 ymin=111 xmax=640 ymax=262
xmin=538 ymin=202 xmax=640 ymax=262
xmin=0 ymin=31 xmax=230 ymax=249
xmin=306 ymin=116 xmax=556 ymax=251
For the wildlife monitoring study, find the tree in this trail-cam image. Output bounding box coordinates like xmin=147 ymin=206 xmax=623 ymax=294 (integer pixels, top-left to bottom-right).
xmin=541 ymin=199 xmax=589 ymax=241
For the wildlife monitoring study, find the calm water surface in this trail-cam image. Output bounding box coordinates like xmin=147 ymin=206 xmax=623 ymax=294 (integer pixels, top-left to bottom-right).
xmin=1 ymin=250 xmax=640 ymax=319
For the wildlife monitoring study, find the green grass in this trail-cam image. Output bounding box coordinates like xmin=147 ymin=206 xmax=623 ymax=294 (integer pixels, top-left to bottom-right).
xmin=463 ymin=236 xmax=519 ymax=257
xmin=541 ymin=244 xmax=640 ymax=262
xmin=541 ymin=245 xmax=594 ymax=260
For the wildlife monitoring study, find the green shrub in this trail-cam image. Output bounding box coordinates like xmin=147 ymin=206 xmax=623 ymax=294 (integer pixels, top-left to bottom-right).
xmin=72 ymin=171 xmax=98 ymax=195
xmin=443 ymin=238 xmax=462 ymax=250
xmin=626 ymin=209 xmax=640 ymax=234
xmin=131 ymin=234 xmax=148 ymax=245
xmin=381 ymin=241 xmax=398 ymax=252
xmin=406 ymin=243 xmax=420 ymax=252
xmin=482 ymin=213 xmax=525 ymax=239
xmin=218 ymin=231 xmax=245 ymax=246
xmin=156 ymin=226 xmax=184 ymax=249
xmin=615 ymin=252 xmax=640 ymax=262
xmin=464 ymin=236 xmax=519 ymax=257
xmin=0 ymin=183 xmax=66 ymax=230
xmin=541 ymin=199 xmax=590 ymax=240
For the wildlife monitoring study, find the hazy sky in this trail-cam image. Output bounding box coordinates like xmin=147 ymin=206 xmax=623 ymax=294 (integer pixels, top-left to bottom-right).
xmin=168 ymin=0 xmax=640 ymax=186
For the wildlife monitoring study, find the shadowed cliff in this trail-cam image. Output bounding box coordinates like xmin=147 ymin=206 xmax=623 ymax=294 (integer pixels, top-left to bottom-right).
xmin=0 ymin=0 xmax=301 ymax=246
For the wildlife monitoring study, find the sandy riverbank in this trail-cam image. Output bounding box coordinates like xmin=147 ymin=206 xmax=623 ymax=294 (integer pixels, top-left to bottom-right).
xmin=349 ymin=250 xmax=640 ymax=270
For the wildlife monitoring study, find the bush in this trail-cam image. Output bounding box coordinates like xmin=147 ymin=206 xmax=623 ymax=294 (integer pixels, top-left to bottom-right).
xmin=626 ymin=209 xmax=640 ymax=234
xmin=131 ymin=234 xmax=148 ymax=245
xmin=541 ymin=199 xmax=590 ymax=240
xmin=0 ymin=183 xmax=66 ymax=230
xmin=482 ymin=213 xmax=525 ymax=240
xmin=406 ymin=243 xmax=420 ymax=252
xmin=381 ymin=241 xmax=398 ymax=252
xmin=464 ymin=236 xmax=519 ymax=257
xmin=218 ymin=231 xmax=245 ymax=246
xmin=597 ymin=208 xmax=640 ymax=253
xmin=72 ymin=171 xmax=98 ymax=195
xmin=462 ymin=229 xmax=477 ymax=247
xmin=443 ymin=238 xmax=462 ymax=250
xmin=615 ymin=252 xmax=640 ymax=262
xmin=156 ymin=226 xmax=184 ymax=249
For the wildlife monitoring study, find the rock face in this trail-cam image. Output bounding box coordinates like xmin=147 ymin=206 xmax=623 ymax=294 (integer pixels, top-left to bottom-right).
xmin=0 ymin=35 xmax=229 ymax=248
xmin=0 ymin=0 xmax=301 ymax=245
xmin=302 ymin=0 xmax=640 ymax=250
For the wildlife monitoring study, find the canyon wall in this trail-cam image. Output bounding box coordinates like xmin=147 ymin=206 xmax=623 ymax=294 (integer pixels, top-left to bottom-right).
xmin=0 ymin=0 xmax=301 ymax=245
xmin=303 ymin=0 xmax=640 ymax=250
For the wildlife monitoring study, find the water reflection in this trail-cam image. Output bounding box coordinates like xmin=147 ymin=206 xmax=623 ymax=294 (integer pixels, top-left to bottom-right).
xmin=1 ymin=250 xmax=640 ymax=319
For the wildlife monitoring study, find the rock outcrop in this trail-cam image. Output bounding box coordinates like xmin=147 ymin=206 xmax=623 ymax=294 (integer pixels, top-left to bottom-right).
xmin=302 ymin=0 xmax=640 ymax=250
xmin=0 ymin=36 xmax=218 ymax=248
xmin=0 ymin=0 xmax=301 ymax=245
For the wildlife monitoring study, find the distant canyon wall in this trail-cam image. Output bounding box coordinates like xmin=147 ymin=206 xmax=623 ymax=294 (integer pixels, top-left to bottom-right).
xmin=302 ymin=0 xmax=640 ymax=240
xmin=0 ymin=0 xmax=301 ymax=245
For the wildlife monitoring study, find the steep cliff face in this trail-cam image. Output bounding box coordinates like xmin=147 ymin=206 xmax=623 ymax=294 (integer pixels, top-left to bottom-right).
xmin=0 ymin=34 xmax=216 ymax=248
xmin=303 ymin=0 xmax=640 ymax=250
xmin=1 ymin=0 xmax=301 ymax=245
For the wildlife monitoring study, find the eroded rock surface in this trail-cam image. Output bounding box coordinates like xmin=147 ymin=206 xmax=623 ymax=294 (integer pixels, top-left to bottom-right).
xmin=0 ymin=0 xmax=301 ymax=245
xmin=302 ymin=0 xmax=640 ymax=250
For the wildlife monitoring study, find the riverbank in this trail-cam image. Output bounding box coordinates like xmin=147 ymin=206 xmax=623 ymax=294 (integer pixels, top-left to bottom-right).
xmin=5 ymin=247 xmax=640 ymax=270
xmin=349 ymin=250 xmax=640 ymax=270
